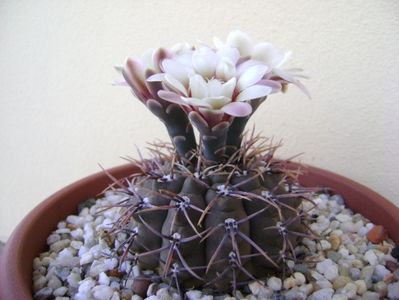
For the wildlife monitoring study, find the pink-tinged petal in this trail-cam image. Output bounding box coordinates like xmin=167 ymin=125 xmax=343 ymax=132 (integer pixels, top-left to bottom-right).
xmin=181 ymin=97 xmax=212 ymax=108
xmin=236 ymin=59 xmax=262 ymax=76
xmin=237 ymin=64 xmax=269 ymax=91
xmin=258 ymin=79 xmax=282 ymax=93
xmin=221 ymin=102 xmax=252 ymax=117
xmin=111 ymin=79 xmax=128 ymax=86
xmin=146 ymin=73 xmax=166 ymax=82
xmin=236 ymin=85 xmax=272 ymax=102
xmin=164 ymin=74 xmax=188 ymax=96
xmin=273 ymin=68 xmax=296 ymax=82
xmin=158 ymin=90 xmax=189 ymax=106
xmin=125 ymin=57 xmax=146 ymax=83
xmin=152 ymin=48 xmax=170 ymax=72
xmin=123 ymin=58 xmax=151 ymax=100
xmin=145 ymin=69 xmax=163 ymax=100
xmin=162 ymin=59 xmax=191 ymax=86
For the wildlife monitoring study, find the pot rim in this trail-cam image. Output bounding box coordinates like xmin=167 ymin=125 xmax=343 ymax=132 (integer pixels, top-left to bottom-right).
xmin=0 ymin=163 xmax=398 ymax=300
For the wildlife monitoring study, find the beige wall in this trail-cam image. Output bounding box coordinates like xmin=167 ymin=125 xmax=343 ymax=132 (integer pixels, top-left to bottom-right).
xmin=1 ymin=0 xmax=398 ymax=241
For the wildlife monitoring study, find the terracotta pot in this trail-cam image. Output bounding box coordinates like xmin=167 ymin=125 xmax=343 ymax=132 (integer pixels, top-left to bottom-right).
xmin=1 ymin=163 xmax=398 ymax=300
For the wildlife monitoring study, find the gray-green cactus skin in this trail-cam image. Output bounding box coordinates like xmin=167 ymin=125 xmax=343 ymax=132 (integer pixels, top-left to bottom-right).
xmin=110 ymin=136 xmax=314 ymax=295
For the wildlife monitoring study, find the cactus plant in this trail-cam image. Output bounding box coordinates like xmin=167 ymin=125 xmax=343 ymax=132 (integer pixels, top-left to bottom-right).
xmin=111 ymin=31 xmax=315 ymax=295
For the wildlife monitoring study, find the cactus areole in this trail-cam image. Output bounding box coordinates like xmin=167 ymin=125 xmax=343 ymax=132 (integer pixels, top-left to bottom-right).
xmin=112 ymin=31 xmax=314 ymax=294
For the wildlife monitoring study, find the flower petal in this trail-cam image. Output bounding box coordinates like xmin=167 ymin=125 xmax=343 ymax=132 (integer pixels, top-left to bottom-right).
xmin=171 ymin=42 xmax=192 ymax=54
xmin=192 ymin=47 xmax=219 ymax=79
xmin=189 ymin=75 xmax=208 ymax=99
xmin=294 ymin=80 xmax=311 ymax=99
xmin=236 ymin=85 xmax=272 ymax=102
xmin=236 ymin=59 xmax=262 ymax=76
xmin=220 ymin=77 xmax=237 ymax=99
xmin=203 ymin=96 xmax=230 ymax=109
xmin=125 ymin=57 xmax=146 ymax=83
xmin=258 ymin=79 xmax=282 ymax=93
xmin=158 ymin=90 xmax=189 ymax=106
xmin=226 ymin=30 xmax=254 ymax=57
xmin=216 ymin=58 xmax=236 ymax=81
xmin=152 ymin=48 xmax=170 ymax=72
xmin=273 ymin=68 xmax=296 ymax=82
xmin=146 ymin=73 xmax=166 ymax=82
xmin=176 ymin=52 xmax=194 ymax=68
xmin=217 ymin=47 xmax=240 ymax=64
xmin=162 ymin=59 xmax=192 ymax=86
xmin=164 ymin=74 xmax=188 ymax=96
xmin=276 ymin=51 xmax=292 ymax=68
xmin=182 ymin=97 xmax=212 ymax=108
xmin=123 ymin=57 xmax=150 ymax=100
xmin=221 ymin=102 xmax=252 ymax=117
xmin=141 ymin=48 xmax=156 ymax=70
xmin=237 ymin=64 xmax=269 ymax=91
xmin=207 ymin=79 xmax=223 ymax=97
xmin=252 ymin=42 xmax=278 ymax=66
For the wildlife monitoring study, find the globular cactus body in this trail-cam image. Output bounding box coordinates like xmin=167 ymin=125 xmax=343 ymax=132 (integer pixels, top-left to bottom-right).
xmin=110 ymin=141 xmax=311 ymax=294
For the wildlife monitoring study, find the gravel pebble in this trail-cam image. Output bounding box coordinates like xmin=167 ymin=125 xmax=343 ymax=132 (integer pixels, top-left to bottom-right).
xmin=267 ymin=276 xmax=282 ymax=291
xmin=388 ymin=281 xmax=399 ymax=299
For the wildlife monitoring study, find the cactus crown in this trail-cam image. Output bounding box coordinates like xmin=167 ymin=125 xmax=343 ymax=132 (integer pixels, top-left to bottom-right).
xmin=115 ymin=30 xmax=308 ymax=164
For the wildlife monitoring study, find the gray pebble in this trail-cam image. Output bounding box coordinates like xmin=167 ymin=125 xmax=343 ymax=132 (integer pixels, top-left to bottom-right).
xmin=293 ymin=264 xmax=309 ymax=274
xmin=77 ymin=198 xmax=96 ymax=213
xmin=330 ymin=195 xmax=344 ymax=205
xmin=349 ymin=268 xmax=361 ymax=280
xmin=54 ymin=266 xmax=70 ymax=281
xmin=34 ymin=287 xmax=53 ymax=300
xmin=393 ymin=268 xmax=399 ymax=280
xmin=388 ymin=282 xmax=399 ymax=299
xmin=327 ymin=251 xmax=341 ymax=262
xmin=361 ymin=291 xmax=380 ymax=300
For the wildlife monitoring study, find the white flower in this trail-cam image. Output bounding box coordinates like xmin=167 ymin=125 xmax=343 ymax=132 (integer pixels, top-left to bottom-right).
xmin=214 ymin=30 xmax=290 ymax=69
xmin=120 ymin=30 xmax=309 ymax=121
xmin=192 ymin=47 xmax=219 ymax=79
xmin=216 ymin=58 xmax=236 ymax=81
xmin=213 ymin=30 xmax=310 ymax=97
xmin=183 ymin=76 xmax=234 ymax=109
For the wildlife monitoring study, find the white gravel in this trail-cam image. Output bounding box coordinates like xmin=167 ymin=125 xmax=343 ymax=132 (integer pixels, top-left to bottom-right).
xmin=32 ymin=191 xmax=399 ymax=299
